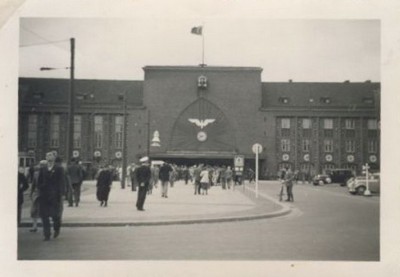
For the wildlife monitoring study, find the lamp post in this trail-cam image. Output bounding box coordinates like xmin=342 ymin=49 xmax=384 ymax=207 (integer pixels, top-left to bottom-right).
xmin=40 ymin=37 xmax=75 ymax=163
xmin=120 ymin=91 xmax=128 ymax=189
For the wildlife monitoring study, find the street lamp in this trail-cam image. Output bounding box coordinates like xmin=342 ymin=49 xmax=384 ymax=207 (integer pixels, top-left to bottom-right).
xmin=40 ymin=38 xmax=75 ymax=164
xmin=151 ymin=130 xmax=161 ymax=147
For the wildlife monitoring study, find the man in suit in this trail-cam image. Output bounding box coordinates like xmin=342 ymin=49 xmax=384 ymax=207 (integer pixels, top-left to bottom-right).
xmin=67 ymin=158 xmax=84 ymax=207
xmin=159 ymin=162 xmax=173 ymax=198
xmin=135 ymin=157 xmax=151 ymax=211
xmin=37 ymin=152 xmax=65 ymax=241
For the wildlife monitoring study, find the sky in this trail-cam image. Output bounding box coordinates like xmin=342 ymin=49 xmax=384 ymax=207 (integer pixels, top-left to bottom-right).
xmin=19 ymin=18 xmax=380 ymax=82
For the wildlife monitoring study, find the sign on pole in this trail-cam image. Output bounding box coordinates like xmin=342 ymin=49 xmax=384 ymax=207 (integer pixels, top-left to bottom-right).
xmin=252 ymin=143 xmax=263 ymax=198
xmin=234 ymin=155 xmax=244 ymax=167
xmin=363 ymin=163 xmax=371 ymax=196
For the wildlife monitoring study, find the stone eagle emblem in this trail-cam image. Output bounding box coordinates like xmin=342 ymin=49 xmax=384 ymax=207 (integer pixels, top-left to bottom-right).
xmin=188 ymin=118 xmax=215 ymax=129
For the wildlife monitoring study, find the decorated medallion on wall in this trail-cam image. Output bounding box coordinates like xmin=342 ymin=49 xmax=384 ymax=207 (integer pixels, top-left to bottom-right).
xmin=169 ymin=98 xmax=236 ymax=152
xmin=72 ymin=150 xmax=80 ymax=158
xmin=347 ymin=155 xmax=355 ymax=163
xmin=369 ymin=155 xmax=377 ymax=163
xmin=325 ymin=154 xmax=333 ymax=162
xmin=303 ymin=154 xmax=310 ymax=162
xmin=282 ymin=154 xmax=290 ymax=161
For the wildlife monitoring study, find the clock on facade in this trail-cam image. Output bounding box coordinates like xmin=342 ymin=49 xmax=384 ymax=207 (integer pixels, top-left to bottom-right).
xmin=197 ymin=131 xmax=207 ymax=142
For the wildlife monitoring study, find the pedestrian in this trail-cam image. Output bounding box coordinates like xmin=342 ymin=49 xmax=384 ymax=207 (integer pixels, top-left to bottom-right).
xmin=37 ymin=152 xmax=65 ymax=241
xmin=152 ymin=164 xmax=159 ymax=189
xmin=18 ymin=167 xmax=29 ymax=227
xmin=136 ymin=156 xmax=151 ymax=211
xmin=29 ymin=160 xmax=47 ymax=232
xmin=96 ymin=165 xmax=113 ymax=207
xmin=159 ymin=162 xmax=173 ymax=198
xmin=67 ymin=158 xmax=84 ymax=207
xmin=193 ymin=164 xmax=203 ymax=195
xmin=225 ymin=166 xmax=233 ymax=189
xmin=129 ymin=163 xmax=138 ymax=191
xmin=284 ymin=168 xmax=295 ymax=202
xmin=212 ymin=167 xmax=219 ymax=186
xmin=200 ymin=166 xmax=210 ymax=195
xmin=248 ymin=168 xmax=255 ymax=184
xmin=220 ymin=166 xmax=226 ymax=189
xmin=169 ymin=165 xmax=177 ymax=187
xmin=182 ymin=166 xmax=190 ymax=185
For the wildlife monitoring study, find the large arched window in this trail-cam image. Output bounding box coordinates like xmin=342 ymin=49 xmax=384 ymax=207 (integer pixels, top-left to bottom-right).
xmin=168 ymin=98 xmax=236 ymax=152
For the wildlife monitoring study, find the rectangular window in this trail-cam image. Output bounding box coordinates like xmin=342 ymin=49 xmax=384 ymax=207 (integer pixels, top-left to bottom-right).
xmin=278 ymin=162 xmax=291 ymax=171
xmin=345 ymin=119 xmax=355 ymax=129
xmin=324 ymin=119 xmax=333 ymax=129
xmin=27 ymin=114 xmax=37 ymax=147
xmin=302 ymin=139 xmax=310 ymax=152
xmin=281 ymin=139 xmax=290 ymax=152
xmin=73 ymin=115 xmax=82 ymax=148
xmin=115 ymin=116 xmax=123 ymax=149
xmin=94 ymin=115 xmax=103 ymax=149
xmin=302 ymin=118 xmax=311 ymax=129
xmin=345 ymin=140 xmax=355 ymax=153
xmin=323 ymin=164 xmax=335 ymax=172
xmin=324 ymin=139 xmax=333 ymax=152
xmin=49 ymin=115 xmax=60 ymax=148
xmin=367 ymin=119 xmax=378 ymax=130
xmin=368 ymin=140 xmax=377 ymax=153
xmin=281 ymin=118 xmax=290 ymax=129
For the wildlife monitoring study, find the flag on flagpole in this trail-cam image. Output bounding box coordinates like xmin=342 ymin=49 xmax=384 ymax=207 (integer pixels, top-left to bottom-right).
xmin=191 ymin=26 xmax=203 ymax=35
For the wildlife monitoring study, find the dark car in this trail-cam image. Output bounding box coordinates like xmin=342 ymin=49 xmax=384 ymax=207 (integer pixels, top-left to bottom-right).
xmin=313 ymin=169 xmax=354 ymax=186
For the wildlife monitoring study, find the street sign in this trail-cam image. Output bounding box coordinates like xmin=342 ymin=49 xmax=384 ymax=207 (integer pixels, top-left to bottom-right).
xmin=252 ymin=143 xmax=263 ymax=154
xmin=362 ymin=163 xmax=371 ymax=196
xmin=234 ymin=155 xmax=244 ymax=167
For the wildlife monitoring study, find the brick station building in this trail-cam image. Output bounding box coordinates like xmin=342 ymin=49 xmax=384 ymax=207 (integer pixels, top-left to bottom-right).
xmin=18 ymin=65 xmax=380 ymax=179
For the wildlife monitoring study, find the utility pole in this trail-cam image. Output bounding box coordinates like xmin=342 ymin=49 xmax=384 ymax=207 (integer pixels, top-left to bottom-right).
xmin=67 ymin=38 xmax=75 ymax=164
xmin=121 ymin=90 xmax=128 ymax=189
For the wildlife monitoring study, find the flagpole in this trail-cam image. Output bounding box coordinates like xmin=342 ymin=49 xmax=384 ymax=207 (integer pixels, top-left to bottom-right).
xmin=202 ymin=25 xmax=205 ymax=66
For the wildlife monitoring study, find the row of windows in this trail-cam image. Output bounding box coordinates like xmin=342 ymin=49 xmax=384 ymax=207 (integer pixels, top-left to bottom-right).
xmin=280 ymin=138 xmax=378 ymax=153
xmin=280 ymin=118 xmax=378 ymax=130
xmin=279 ymin=162 xmax=358 ymax=173
xmin=27 ymin=114 xmax=129 ymax=149
xmin=278 ymin=97 xmax=374 ymax=105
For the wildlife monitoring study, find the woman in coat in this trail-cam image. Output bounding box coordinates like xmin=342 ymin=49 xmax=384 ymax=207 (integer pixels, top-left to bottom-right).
xmin=96 ymin=165 xmax=113 ymax=207
xmin=18 ymin=167 xmax=29 ymax=226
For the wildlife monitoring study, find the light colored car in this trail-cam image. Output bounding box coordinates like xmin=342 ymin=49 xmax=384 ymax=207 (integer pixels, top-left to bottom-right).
xmin=347 ymin=173 xmax=380 ymax=195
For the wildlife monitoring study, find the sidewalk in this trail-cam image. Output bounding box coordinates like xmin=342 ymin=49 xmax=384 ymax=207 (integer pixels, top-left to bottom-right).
xmin=20 ymin=180 xmax=291 ymax=227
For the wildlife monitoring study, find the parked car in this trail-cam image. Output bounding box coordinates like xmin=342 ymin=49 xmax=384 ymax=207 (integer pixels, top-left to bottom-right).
xmin=313 ymin=169 xmax=354 ymax=186
xmin=347 ymin=173 xmax=380 ymax=195
xmin=312 ymin=174 xmax=332 ymax=185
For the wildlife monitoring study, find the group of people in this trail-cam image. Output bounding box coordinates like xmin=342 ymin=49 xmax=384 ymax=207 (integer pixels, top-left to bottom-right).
xmin=95 ymin=156 xmax=153 ymax=211
xmin=278 ymin=167 xmax=299 ymax=202
xmin=18 ymin=152 xmax=86 ymax=241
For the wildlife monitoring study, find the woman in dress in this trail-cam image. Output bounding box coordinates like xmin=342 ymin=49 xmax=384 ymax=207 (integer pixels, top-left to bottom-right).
xmin=200 ymin=166 xmax=210 ymax=195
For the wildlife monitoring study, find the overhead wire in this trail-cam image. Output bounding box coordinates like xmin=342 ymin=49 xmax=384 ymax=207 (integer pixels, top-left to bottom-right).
xmin=19 ymin=25 xmax=69 ymax=49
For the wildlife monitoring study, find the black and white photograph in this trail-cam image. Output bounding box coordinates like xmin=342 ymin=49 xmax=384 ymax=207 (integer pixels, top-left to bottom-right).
xmin=1 ymin=0 xmax=400 ymax=276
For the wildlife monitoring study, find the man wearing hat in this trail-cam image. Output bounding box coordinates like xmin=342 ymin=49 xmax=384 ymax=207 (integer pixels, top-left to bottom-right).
xmin=135 ymin=156 xmax=151 ymax=211
xmin=37 ymin=151 xmax=65 ymax=241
